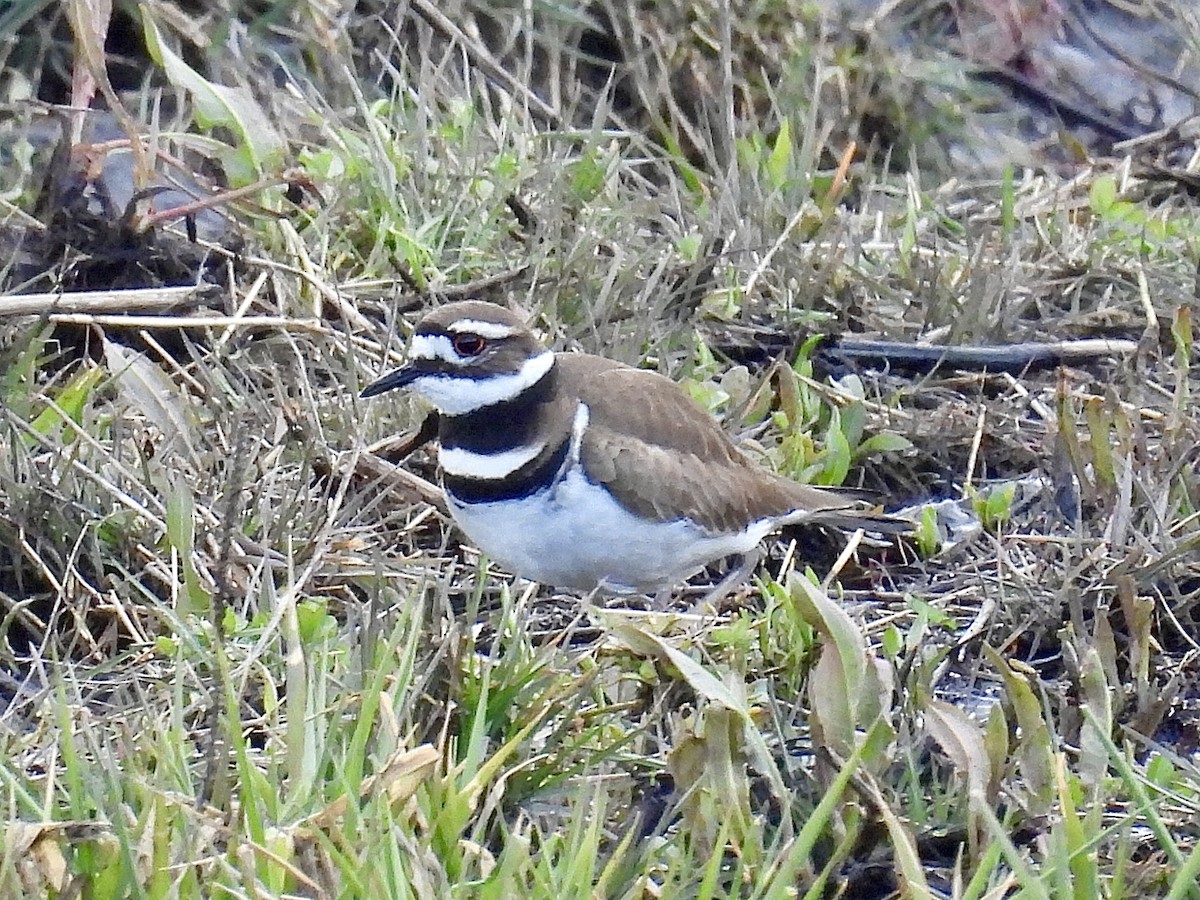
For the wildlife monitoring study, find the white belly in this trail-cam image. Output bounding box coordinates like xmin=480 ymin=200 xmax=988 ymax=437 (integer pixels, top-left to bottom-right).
xmin=447 ymin=466 xmax=772 ymax=593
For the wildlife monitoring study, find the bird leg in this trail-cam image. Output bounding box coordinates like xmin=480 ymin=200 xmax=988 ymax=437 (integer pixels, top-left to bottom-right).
xmin=688 ymin=546 xmax=763 ymax=614
xmin=371 ymin=411 xmax=440 ymax=463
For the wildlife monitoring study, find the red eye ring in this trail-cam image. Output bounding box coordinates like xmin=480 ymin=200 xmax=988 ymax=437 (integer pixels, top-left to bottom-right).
xmin=452 ymin=333 xmax=486 ymax=356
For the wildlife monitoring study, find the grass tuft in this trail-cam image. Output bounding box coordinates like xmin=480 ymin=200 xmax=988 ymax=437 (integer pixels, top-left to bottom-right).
xmin=2 ymin=1 xmax=1200 ymax=897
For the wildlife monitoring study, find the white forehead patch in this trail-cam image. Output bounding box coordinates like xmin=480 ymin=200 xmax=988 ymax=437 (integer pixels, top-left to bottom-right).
xmin=446 ymin=319 xmax=520 ymax=340
xmin=408 ymin=333 xmax=466 ymax=366
xmin=410 ymin=350 xmax=555 ymax=415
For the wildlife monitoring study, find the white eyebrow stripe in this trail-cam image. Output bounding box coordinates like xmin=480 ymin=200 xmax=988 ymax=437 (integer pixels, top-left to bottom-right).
xmin=409 ymin=334 xmax=464 ymax=365
xmin=440 ymin=442 xmax=546 ymax=479
xmin=411 ymin=350 xmax=555 ymax=415
xmin=445 ymin=319 xmax=520 ymax=339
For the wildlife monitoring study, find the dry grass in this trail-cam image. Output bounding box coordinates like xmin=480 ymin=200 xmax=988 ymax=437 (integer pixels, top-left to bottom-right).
xmin=1 ymin=1 xmax=1199 ymax=897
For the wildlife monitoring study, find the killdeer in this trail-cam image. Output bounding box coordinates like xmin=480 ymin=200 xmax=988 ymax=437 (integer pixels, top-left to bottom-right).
xmin=363 ymin=300 xmax=902 ymax=595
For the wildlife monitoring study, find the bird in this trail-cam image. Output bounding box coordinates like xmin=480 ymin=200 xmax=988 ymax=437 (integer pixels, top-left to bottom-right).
xmin=362 ymin=300 xmax=904 ymax=597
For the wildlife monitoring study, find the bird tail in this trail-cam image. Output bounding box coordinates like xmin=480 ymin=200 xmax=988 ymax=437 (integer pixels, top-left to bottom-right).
xmin=808 ymin=509 xmax=913 ymax=535
xmin=776 ymin=481 xmax=913 ymax=536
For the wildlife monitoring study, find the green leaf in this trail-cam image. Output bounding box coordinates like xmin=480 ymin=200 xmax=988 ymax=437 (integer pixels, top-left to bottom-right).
xmin=1173 ymin=304 xmax=1193 ymax=369
xmin=791 ymin=333 xmax=823 ymax=378
xmin=916 ymin=505 xmax=941 ymax=557
xmin=1077 ymin=644 xmax=1113 ymax=792
xmin=676 ymin=233 xmax=701 ymax=262
xmin=856 ymin=432 xmax=913 ymax=457
xmin=165 ymin=476 xmax=211 ymax=615
xmin=839 ymin=399 xmax=866 ymax=452
xmin=1146 ymin=753 xmax=1176 ymax=789
xmin=983 ymin=482 xmax=1016 ymax=528
xmin=907 ymin=594 xmax=956 ymax=628
xmin=788 ymin=573 xmax=868 ymax=755
xmin=926 ymin=700 xmax=990 ymax=803
xmin=28 ymin=365 xmax=104 ymax=444
xmin=605 ymin=617 xmax=791 ymax=818
xmin=155 ymin=636 xmax=178 ymax=655
xmin=568 ymin=149 xmax=606 ymax=201
xmin=297 ymin=599 xmax=336 ymax=644
xmin=142 ymin=12 xmax=284 ymax=180
xmin=104 ymin=339 xmax=198 ymax=464
xmin=2 ymin=324 xmax=55 ymax=417
xmin=820 ymin=408 xmax=851 ymax=486
xmin=766 ymin=119 xmax=792 ymax=189
xmin=881 ymin=624 xmax=903 ymax=659
xmin=1084 ymin=397 xmax=1116 ymax=490
xmin=984 ymin=702 xmax=1009 ymax=802
xmin=1000 ymin=164 xmax=1015 ymax=237
xmin=609 ymin=621 xmax=748 ymax=715
xmin=984 ymin=646 xmax=1054 ymax=813
xmin=1089 ymin=174 xmax=1118 ymax=214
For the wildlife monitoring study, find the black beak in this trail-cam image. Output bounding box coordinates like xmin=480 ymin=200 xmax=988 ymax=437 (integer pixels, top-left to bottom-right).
xmin=361 ymin=365 xmax=419 ymax=398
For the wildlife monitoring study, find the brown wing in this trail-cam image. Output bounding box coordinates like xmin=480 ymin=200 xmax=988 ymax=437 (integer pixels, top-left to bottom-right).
xmin=559 ymin=354 xmax=864 ymax=533
xmin=558 ymin=353 xmax=747 ymax=464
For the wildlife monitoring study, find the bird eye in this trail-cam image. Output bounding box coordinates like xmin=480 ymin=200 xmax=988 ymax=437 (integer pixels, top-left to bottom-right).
xmin=452 ymin=333 xmax=486 ymax=356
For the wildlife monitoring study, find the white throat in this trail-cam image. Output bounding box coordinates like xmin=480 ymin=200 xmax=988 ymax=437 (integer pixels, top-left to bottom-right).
xmin=410 ymin=350 xmax=555 ymax=415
